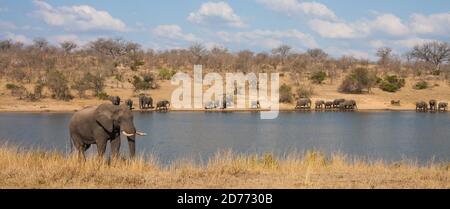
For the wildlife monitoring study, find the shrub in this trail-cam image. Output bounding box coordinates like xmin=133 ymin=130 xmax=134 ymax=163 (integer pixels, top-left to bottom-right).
xmin=6 ymin=84 xmax=27 ymax=98
xmin=310 ymin=71 xmax=327 ymax=84
xmin=46 ymin=70 xmax=73 ymax=101
xmin=97 ymin=92 xmax=110 ymax=100
xmin=339 ymin=67 xmax=377 ymax=94
xmin=131 ymin=73 xmax=156 ymax=91
xmin=84 ymin=73 xmax=105 ymax=96
xmin=279 ymin=84 xmax=293 ymax=103
xmin=379 ymin=75 xmax=405 ymax=92
xmin=158 ymin=68 xmax=176 ymax=80
xmin=296 ymin=84 xmax=314 ymax=99
xmin=32 ymin=81 xmax=45 ymax=100
xmin=413 ymin=81 xmax=428 ymax=90
xmin=130 ymin=60 xmax=145 ymax=71
xmin=71 ymin=78 xmax=90 ymax=98
xmin=5 ymin=83 xmax=19 ymax=90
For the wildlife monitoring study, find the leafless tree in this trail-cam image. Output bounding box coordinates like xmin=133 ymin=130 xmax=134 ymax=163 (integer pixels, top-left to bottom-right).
xmin=60 ymin=41 xmax=77 ymax=54
xmin=271 ymin=45 xmax=292 ymax=65
xmin=410 ymin=41 xmax=450 ymax=74
xmin=376 ymin=47 xmax=392 ymax=70
xmin=189 ymin=43 xmax=206 ymax=65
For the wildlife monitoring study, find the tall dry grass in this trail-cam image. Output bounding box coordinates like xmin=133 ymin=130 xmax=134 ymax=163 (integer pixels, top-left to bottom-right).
xmin=0 ymin=146 xmax=448 ymax=188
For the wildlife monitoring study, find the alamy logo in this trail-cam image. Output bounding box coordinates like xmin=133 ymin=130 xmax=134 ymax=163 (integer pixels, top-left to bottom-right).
xmin=170 ymin=65 xmax=280 ymax=119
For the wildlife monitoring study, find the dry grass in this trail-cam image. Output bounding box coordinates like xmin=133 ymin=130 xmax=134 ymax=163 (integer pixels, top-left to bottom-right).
xmin=0 ymin=146 xmax=448 ymax=189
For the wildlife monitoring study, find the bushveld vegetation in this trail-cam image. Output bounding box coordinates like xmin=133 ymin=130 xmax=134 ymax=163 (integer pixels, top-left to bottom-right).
xmin=1 ymin=38 xmax=449 ymax=102
xmin=0 ymin=146 xmax=447 ymax=188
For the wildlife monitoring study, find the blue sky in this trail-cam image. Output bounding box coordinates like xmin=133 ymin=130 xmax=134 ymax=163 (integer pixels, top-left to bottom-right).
xmin=1 ymin=0 xmax=449 ymax=59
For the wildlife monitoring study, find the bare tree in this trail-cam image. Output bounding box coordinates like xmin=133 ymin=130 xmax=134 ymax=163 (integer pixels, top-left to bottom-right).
xmin=410 ymin=41 xmax=450 ymax=74
xmin=32 ymin=38 xmax=49 ymax=51
xmin=271 ymin=45 xmax=291 ymax=65
xmin=189 ymin=43 xmax=206 ymax=65
xmin=60 ymin=41 xmax=77 ymax=54
xmin=307 ymin=48 xmax=328 ymax=61
xmin=376 ymin=47 xmax=392 ymax=70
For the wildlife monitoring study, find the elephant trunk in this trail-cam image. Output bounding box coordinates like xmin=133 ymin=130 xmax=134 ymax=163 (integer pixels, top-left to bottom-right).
xmin=127 ymin=135 xmax=136 ymax=158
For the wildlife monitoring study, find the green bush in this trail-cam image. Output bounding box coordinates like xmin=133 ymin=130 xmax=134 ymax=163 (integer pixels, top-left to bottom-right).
xmin=5 ymin=83 xmax=19 ymax=90
xmin=413 ymin=81 xmax=428 ymax=90
xmin=7 ymin=84 xmax=27 ymax=98
xmin=46 ymin=70 xmax=73 ymax=101
xmin=158 ymin=68 xmax=176 ymax=80
xmin=279 ymin=84 xmax=293 ymax=103
xmin=310 ymin=71 xmax=327 ymax=84
xmin=84 ymin=73 xmax=105 ymax=96
xmin=296 ymin=84 xmax=314 ymax=99
xmin=97 ymin=92 xmax=110 ymax=100
xmin=379 ymin=75 xmax=405 ymax=92
xmin=339 ymin=67 xmax=377 ymax=94
xmin=131 ymin=73 xmax=156 ymax=91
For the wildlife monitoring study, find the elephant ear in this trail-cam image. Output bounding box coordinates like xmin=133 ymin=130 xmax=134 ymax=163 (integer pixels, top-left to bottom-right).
xmin=94 ymin=104 xmax=116 ymax=133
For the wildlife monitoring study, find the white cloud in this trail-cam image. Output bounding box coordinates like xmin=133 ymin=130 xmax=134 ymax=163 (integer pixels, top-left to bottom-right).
xmin=370 ymin=14 xmax=409 ymax=36
xmin=326 ymin=47 xmax=370 ymax=59
xmin=0 ymin=21 xmax=17 ymax=31
xmin=369 ymin=38 xmax=437 ymax=49
xmin=392 ymin=37 xmax=437 ymax=48
xmin=2 ymin=32 xmax=33 ymax=44
xmin=51 ymin=34 xmax=89 ymax=46
xmin=410 ymin=13 xmax=450 ymax=35
xmin=152 ymin=24 xmax=201 ymax=43
xmin=217 ymin=29 xmax=318 ymax=49
xmin=32 ymin=0 xmax=127 ymax=32
xmin=308 ymin=19 xmax=365 ymax=39
xmin=257 ymin=0 xmax=336 ymax=20
xmin=188 ymin=1 xmax=246 ymax=28
xmin=309 ymin=13 xmax=410 ymax=39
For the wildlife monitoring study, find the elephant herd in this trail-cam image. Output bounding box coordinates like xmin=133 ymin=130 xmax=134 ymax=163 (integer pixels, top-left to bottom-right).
xmin=416 ymin=100 xmax=448 ymax=112
xmin=296 ymin=98 xmax=357 ymax=111
xmin=204 ymin=95 xmax=234 ymax=110
xmin=109 ymin=95 xmax=170 ymax=112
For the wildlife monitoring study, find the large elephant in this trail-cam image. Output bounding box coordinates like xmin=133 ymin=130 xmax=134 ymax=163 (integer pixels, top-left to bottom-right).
xmin=251 ymin=100 xmax=260 ymax=109
xmin=333 ymin=99 xmax=345 ymax=108
xmin=125 ymin=99 xmax=133 ymax=110
xmin=429 ymin=99 xmax=437 ymax=111
xmin=416 ymin=101 xmax=428 ymax=112
xmin=110 ymin=96 xmax=121 ymax=106
xmin=69 ymin=104 xmax=146 ymax=160
xmin=156 ymin=100 xmax=170 ymax=111
xmin=438 ymin=102 xmax=448 ymax=112
xmin=340 ymin=100 xmax=357 ymax=110
xmin=324 ymin=101 xmax=333 ymax=109
xmin=295 ymin=98 xmax=312 ymax=109
xmin=139 ymin=95 xmax=153 ymax=109
xmin=315 ymin=100 xmax=325 ymax=110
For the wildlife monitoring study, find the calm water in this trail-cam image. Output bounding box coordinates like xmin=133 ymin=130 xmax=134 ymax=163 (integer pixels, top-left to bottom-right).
xmin=0 ymin=112 xmax=449 ymax=164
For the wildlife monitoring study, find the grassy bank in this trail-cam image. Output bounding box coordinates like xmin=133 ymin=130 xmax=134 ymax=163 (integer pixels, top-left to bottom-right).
xmin=0 ymin=146 xmax=448 ymax=188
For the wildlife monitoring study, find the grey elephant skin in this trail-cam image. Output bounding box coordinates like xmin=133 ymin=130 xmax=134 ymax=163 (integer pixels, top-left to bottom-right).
xmin=139 ymin=95 xmax=153 ymax=109
xmin=110 ymin=96 xmax=121 ymax=105
xmin=156 ymin=100 xmax=170 ymax=111
xmin=125 ymin=99 xmax=133 ymax=110
xmin=69 ymin=103 xmax=145 ymax=160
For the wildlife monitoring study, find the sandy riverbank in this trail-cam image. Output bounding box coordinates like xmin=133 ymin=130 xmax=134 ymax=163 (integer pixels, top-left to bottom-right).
xmin=1 ymin=78 xmax=449 ymax=113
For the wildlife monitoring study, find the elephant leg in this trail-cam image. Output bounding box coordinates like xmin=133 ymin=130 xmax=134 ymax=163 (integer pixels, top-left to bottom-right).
xmin=110 ymin=137 xmax=121 ymax=159
xmin=96 ymin=140 xmax=107 ymax=160
xmin=71 ymin=134 xmax=87 ymax=161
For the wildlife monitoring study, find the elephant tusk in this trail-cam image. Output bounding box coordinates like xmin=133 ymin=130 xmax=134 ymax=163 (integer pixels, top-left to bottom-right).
xmin=122 ymin=131 xmax=135 ymax=136
xmin=136 ymin=131 xmax=147 ymax=136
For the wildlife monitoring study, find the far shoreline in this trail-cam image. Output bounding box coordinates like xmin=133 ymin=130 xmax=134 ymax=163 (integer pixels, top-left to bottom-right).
xmin=0 ymin=107 xmax=445 ymax=113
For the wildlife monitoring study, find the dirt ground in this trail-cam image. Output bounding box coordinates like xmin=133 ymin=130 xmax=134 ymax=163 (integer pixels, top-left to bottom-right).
xmin=0 ymin=76 xmax=449 ymax=112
